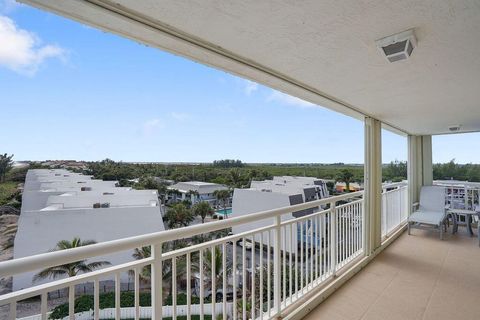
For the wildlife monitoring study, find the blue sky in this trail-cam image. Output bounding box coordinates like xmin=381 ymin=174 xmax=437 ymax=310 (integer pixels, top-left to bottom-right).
xmin=0 ymin=1 xmax=477 ymax=164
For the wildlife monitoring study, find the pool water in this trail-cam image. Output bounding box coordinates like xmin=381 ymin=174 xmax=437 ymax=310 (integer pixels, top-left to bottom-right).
xmin=215 ymin=208 xmax=232 ymax=215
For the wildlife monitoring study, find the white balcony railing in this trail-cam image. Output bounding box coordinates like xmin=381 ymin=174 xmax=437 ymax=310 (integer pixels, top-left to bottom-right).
xmin=0 ymin=185 xmax=406 ymax=320
xmin=381 ymin=182 xmax=408 ymax=238
xmin=433 ymin=181 xmax=480 ymax=210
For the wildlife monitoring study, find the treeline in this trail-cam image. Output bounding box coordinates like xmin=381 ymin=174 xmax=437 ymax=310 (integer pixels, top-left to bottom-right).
xmin=433 ymin=160 xmax=480 ymax=181
xmin=212 ymin=159 xmax=244 ymax=168
xmin=383 ymin=160 xmax=407 ymax=182
xmin=82 ymin=159 xmax=480 ymax=187
xmin=84 ymin=159 xmax=367 ymax=187
xmin=383 ymin=160 xmax=480 ymax=182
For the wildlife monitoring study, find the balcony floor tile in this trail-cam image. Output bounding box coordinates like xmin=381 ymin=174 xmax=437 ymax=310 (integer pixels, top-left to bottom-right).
xmin=304 ymin=228 xmax=480 ymax=320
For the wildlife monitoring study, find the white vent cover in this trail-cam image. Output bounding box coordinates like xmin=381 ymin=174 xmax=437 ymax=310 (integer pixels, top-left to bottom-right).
xmin=376 ymin=29 xmax=417 ymax=63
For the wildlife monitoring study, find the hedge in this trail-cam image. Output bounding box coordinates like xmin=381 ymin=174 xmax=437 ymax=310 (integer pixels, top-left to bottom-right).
xmin=50 ymin=292 xmax=202 ymax=319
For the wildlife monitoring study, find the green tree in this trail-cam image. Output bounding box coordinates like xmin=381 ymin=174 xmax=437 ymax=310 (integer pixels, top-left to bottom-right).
xmin=0 ymin=153 xmax=14 ymax=183
xmin=213 ymin=189 xmax=231 ymax=216
xmin=383 ymin=160 xmax=407 ymax=182
xmin=33 ymin=238 xmax=110 ymax=281
xmin=337 ymin=169 xmax=354 ymax=193
xmin=131 ymin=246 xmax=153 ymax=281
xmin=164 ymin=203 xmax=194 ymax=229
xmin=192 ymin=201 xmax=214 ymax=223
xmin=131 ymin=245 xmax=188 ymax=299
xmin=186 ymin=190 xmax=200 ymax=206
xmin=193 ymin=246 xmax=229 ymax=299
xmin=228 ymin=169 xmax=244 ymax=188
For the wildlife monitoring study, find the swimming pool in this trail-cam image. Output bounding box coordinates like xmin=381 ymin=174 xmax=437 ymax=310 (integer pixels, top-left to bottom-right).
xmin=215 ymin=208 xmax=232 ymax=215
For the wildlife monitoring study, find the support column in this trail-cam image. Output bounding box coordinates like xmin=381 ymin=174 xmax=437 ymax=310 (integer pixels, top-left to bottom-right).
xmin=364 ymin=117 xmax=382 ymax=255
xmin=407 ymin=135 xmax=433 ymax=214
xmin=422 ymin=136 xmax=433 ymax=185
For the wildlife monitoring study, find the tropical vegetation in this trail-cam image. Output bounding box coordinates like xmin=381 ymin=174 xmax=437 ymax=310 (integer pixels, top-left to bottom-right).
xmin=164 ymin=203 xmax=195 ymax=229
xmin=192 ymin=201 xmax=214 ymax=223
xmin=0 ymin=153 xmax=14 ymax=183
xmin=33 ymin=238 xmax=111 ymax=282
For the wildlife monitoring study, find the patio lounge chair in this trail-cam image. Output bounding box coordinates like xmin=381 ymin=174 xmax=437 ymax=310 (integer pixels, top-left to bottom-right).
xmin=408 ymin=186 xmax=448 ymax=240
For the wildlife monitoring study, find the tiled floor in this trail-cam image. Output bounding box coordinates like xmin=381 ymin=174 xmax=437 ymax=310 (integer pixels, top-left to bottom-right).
xmin=304 ymin=228 xmax=480 ymax=320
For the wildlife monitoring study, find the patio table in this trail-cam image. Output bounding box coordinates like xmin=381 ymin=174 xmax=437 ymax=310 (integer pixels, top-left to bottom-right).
xmin=448 ymin=209 xmax=479 ymax=236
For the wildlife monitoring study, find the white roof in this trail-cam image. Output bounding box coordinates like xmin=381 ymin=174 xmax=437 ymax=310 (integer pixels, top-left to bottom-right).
xmin=169 ymin=181 xmax=228 ymax=194
xmin=249 ymin=176 xmax=322 ymax=196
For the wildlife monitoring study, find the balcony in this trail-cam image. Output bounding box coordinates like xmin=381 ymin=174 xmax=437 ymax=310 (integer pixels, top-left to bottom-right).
xmin=5 ymin=1 xmax=480 ymax=319
xmin=1 ymin=179 xmax=479 ymax=320
xmin=0 ymin=183 xmax=411 ymax=320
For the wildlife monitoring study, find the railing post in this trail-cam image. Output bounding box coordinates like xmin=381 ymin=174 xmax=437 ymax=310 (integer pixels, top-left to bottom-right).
xmin=381 ymin=188 xmax=386 ymax=238
xmin=151 ymin=243 xmax=163 ymax=320
xmin=329 ymin=200 xmax=337 ymax=275
xmin=273 ymin=216 xmax=282 ymax=318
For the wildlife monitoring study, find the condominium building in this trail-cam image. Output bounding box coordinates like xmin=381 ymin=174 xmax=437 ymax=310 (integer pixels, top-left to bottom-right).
xmin=13 ymin=169 xmax=165 ymax=290
xmin=232 ymin=176 xmax=330 ymax=250
xmin=167 ymin=181 xmax=229 ymax=207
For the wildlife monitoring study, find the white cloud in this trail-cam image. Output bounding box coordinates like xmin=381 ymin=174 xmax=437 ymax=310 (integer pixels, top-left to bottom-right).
xmin=267 ymin=90 xmax=316 ymax=108
xmin=244 ymin=80 xmax=259 ymax=96
xmin=0 ymin=0 xmax=22 ymax=14
xmin=142 ymin=118 xmax=163 ymax=136
xmin=170 ymin=112 xmax=190 ymax=121
xmin=0 ymin=15 xmax=66 ymax=76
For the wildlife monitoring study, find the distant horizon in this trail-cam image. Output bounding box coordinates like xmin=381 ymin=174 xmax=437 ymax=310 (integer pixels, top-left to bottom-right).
xmin=13 ymin=159 xmax=479 ymax=166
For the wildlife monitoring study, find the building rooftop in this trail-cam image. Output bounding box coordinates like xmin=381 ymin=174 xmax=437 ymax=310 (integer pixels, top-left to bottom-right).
xmin=249 ymin=176 xmax=328 ymax=196
xmin=168 ymin=181 xmax=228 ymax=194
xmin=13 ymin=169 xmax=165 ymax=290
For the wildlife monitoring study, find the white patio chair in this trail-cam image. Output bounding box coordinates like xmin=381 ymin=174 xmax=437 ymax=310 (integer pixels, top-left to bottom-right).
xmin=408 ymin=186 xmax=448 ymax=240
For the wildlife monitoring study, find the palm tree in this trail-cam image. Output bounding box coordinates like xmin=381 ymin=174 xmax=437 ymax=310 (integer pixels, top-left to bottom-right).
xmin=192 ymin=247 xmax=229 ymax=299
xmin=214 ymin=189 xmax=231 ymax=216
xmin=337 ymin=169 xmax=355 ymax=193
xmin=192 ymin=201 xmax=214 ymax=223
xmin=168 ymin=188 xmax=182 ymax=203
xmin=132 ymin=246 xmax=152 ymax=281
xmin=33 ymin=238 xmax=111 ymax=282
xmin=228 ymin=169 xmax=243 ymax=188
xmin=132 ymin=245 xmax=187 ymax=299
xmin=186 ymin=190 xmax=200 ymax=206
xmin=164 ymin=203 xmax=195 ymax=229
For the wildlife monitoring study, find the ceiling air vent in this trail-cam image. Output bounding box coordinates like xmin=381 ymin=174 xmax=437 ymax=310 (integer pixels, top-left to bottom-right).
xmin=376 ymin=29 xmax=416 ymax=63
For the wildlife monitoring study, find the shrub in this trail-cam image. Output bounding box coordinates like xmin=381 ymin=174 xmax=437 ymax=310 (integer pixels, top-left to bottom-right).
xmin=164 ymin=293 xmax=200 ymax=305
xmin=49 ymin=292 xmax=151 ymax=319
xmin=49 ymin=292 xmax=208 ymax=319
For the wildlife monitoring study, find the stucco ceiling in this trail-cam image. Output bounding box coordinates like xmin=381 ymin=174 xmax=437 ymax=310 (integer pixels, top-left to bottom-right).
xmin=22 ymin=0 xmax=480 ymax=135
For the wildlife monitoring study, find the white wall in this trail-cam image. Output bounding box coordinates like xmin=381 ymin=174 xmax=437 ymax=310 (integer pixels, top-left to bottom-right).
xmin=231 ymin=189 xmax=297 ymax=252
xmin=13 ymin=206 xmax=165 ymax=290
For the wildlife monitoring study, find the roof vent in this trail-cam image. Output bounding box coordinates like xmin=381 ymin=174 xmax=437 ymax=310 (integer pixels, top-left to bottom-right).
xmin=449 ymin=125 xmax=461 ymax=132
xmin=376 ymin=29 xmax=416 ymax=63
